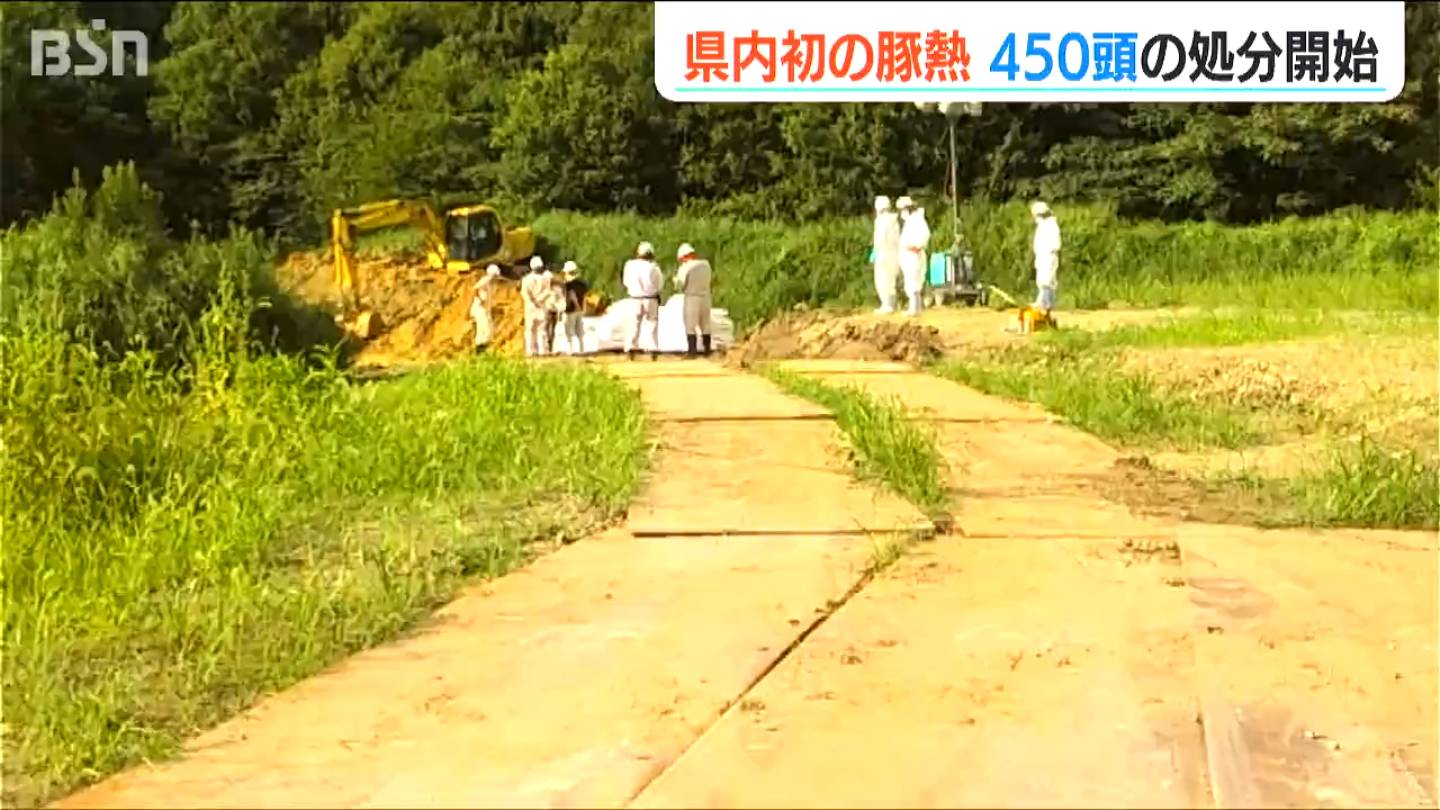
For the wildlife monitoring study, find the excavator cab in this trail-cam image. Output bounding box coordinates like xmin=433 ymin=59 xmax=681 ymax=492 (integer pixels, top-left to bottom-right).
xmin=445 ymin=208 xmax=503 ymax=269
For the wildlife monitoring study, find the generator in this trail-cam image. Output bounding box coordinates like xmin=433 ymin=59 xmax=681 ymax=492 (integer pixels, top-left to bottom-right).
xmin=926 ymin=237 xmax=988 ymax=308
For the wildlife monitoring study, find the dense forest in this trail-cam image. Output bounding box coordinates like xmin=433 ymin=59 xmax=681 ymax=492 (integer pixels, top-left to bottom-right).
xmin=4 ymin=1 xmax=1438 ymax=243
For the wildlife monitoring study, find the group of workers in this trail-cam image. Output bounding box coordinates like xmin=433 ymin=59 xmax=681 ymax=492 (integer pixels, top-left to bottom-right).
xmin=620 ymin=241 xmax=713 ymax=361
xmin=870 ymin=195 xmax=932 ymax=317
xmin=468 ymin=256 xmax=589 ymax=356
xmin=468 ymin=241 xmax=714 ymax=360
xmin=870 ymin=196 xmax=1063 ymax=315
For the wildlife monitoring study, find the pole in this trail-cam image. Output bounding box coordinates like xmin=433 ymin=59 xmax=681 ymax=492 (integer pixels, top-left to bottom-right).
xmin=948 ymin=117 xmax=959 ymax=246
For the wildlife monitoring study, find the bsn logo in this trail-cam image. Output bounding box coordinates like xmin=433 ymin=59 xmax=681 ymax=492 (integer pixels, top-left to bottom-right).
xmin=31 ymin=20 xmax=148 ymax=77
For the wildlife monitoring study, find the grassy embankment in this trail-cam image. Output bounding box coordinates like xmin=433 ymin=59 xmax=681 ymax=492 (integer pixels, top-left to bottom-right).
xmin=1 ymin=168 xmax=650 ymax=806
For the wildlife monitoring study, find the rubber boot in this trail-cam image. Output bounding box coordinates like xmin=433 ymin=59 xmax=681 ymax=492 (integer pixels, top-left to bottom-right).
xmin=685 ymin=335 xmax=698 ymax=359
xmin=701 ymin=334 xmax=712 ymax=357
xmin=876 ymin=294 xmax=896 ymax=315
xmin=906 ymin=293 xmax=922 ymax=317
xmin=626 ymin=348 xmax=636 ymax=361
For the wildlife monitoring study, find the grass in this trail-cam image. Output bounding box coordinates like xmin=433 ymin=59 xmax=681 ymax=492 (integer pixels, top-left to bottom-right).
xmin=931 ymin=349 xmax=1264 ymax=452
xmin=1 ymin=350 xmax=649 ymax=806
xmin=1048 ymin=309 xmax=1430 ymax=352
xmin=1289 ymin=440 xmax=1439 ymax=529
xmin=1 ymin=349 xmax=650 ymax=807
xmin=758 ymin=366 xmax=949 ymax=516
xmin=929 ymin=309 xmax=1438 ymax=530
xmin=1 ymin=171 xmax=653 ymax=806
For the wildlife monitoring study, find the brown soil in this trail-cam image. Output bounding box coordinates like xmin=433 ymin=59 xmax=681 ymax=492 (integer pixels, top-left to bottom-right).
xmin=725 ymin=310 xmax=947 ymax=368
xmin=276 ymin=250 xmax=487 ymax=367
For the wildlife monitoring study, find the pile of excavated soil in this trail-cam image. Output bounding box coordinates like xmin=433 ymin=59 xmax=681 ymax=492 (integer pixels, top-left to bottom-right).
xmin=727 ymin=310 xmax=945 ymax=368
xmin=276 ymin=250 xmax=480 ymax=365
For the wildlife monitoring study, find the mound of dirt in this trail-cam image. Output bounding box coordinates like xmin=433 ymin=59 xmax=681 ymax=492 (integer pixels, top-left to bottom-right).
xmin=727 ymin=310 xmax=944 ymax=368
xmin=276 ymin=250 xmax=480 ymax=366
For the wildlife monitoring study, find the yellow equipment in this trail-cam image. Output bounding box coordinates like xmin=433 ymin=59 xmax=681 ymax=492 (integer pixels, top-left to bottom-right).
xmin=1016 ymin=305 xmax=1057 ymax=333
xmin=329 ymin=199 xmax=536 ymax=341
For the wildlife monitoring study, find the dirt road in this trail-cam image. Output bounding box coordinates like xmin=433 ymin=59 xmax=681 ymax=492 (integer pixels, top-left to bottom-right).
xmin=56 ymin=358 xmax=1436 ymax=809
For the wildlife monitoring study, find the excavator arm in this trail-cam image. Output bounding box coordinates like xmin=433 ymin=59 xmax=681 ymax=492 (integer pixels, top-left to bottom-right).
xmin=330 ymin=199 xmax=449 ymax=313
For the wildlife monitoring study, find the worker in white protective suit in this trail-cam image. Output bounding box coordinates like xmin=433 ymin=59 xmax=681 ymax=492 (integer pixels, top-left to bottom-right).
xmin=1031 ymin=201 xmax=1062 ymax=312
xmin=520 ymin=255 xmax=551 ymax=357
xmin=470 ymin=263 xmax=502 ymax=354
xmin=871 ymin=195 xmax=901 ymax=314
xmin=674 ymin=242 xmax=713 ymax=358
xmin=897 ymin=197 xmax=931 ymax=317
xmin=621 ymin=241 xmax=664 ymax=361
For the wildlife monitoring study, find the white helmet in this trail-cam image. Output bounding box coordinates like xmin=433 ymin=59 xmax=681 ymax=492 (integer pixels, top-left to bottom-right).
xmin=896 ymin=195 xmax=915 ymax=210
xmin=676 ymin=243 xmax=696 ymax=261
xmin=636 ymin=241 xmax=655 ymax=258
xmin=874 ymin=195 xmax=892 ymax=213
xmin=1030 ymin=200 xmax=1052 ymax=217
xmin=529 ymin=255 xmax=544 ymax=271
xmin=562 ymin=260 xmax=578 ymax=274
xmin=485 ymin=264 xmax=501 ymax=276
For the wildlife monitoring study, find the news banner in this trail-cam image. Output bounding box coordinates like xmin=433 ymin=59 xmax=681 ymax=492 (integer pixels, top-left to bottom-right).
xmin=653 ymin=1 xmax=1405 ymax=103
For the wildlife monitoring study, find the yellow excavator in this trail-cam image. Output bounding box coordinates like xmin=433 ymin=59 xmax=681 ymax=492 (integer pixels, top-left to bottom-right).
xmin=329 ymin=198 xmax=535 ymax=348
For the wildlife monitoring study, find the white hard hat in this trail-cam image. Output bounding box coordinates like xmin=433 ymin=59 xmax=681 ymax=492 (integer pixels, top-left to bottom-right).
xmin=896 ymin=195 xmax=915 ymax=210
xmin=676 ymin=243 xmax=696 ymax=260
xmin=562 ymin=260 xmax=578 ymax=274
xmin=637 ymin=241 xmax=655 ymax=257
xmin=529 ymin=255 xmax=544 ymax=270
xmin=485 ymin=264 xmax=501 ymax=276
xmin=874 ymin=195 xmax=892 ymax=212
xmin=1030 ymin=200 xmax=1052 ymax=217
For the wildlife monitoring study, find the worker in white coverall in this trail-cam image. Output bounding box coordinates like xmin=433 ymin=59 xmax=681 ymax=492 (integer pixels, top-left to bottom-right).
xmin=469 ymin=263 xmax=501 ymax=354
xmin=897 ymin=197 xmax=931 ymax=317
xmin=1030 ymin=201 xmax=1062 ymax=312
xmin=872 ymin=195 xmax=901 ymax=314
xmin=621 ymin=241 xmax=663 ymax=361
xmin=520 ymin=255 xmax=551 ymax=357
xmin=674 ymin=242 xmax=713 ymax=359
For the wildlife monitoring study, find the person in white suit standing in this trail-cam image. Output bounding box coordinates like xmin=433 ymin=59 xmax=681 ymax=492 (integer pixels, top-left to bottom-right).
xmin=897 ymin=196 xmax=931 ymax=317
xmin=871 ymin=195 xmax=901 ymax=314
xmin=1030 ymin=201 xmax=1062 ymax=312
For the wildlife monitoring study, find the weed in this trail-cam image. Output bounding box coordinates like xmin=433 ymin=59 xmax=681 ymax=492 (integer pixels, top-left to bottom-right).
xmin=930 ymin=351 xmax=1263 ymax=452
xmin=759 ymin=366 xmax=949 ymax=515
xmin=866 ymin=534 xmax=908 ymax=574
xmin=1291 ymin=439 xmax=1440 ymax=530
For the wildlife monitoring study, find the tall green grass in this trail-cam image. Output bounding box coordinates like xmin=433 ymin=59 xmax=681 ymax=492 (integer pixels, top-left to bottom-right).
xmin=1291 ymin=440 xmax=1440 ymax=530
xmin=2 ymin=169 xmax=651 ymax=807
xmin=348 ymin=203 xmax=1435 ymax=332
xmin=760 ymin=366 xmax=949 ymax=516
